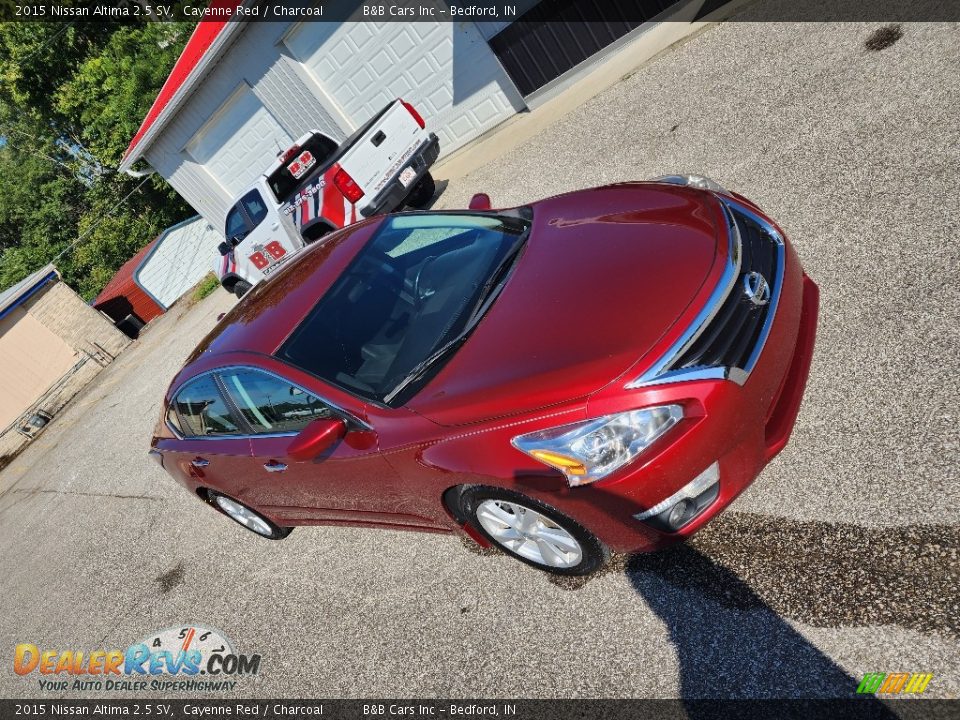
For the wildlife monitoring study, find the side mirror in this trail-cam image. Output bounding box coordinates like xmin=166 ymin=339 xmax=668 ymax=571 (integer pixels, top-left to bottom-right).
xmin=217 ymin=241 xmax=231 ymax=257
xmin=468 ymin=193 xmax=492 ymax=210
xmin=287 ymin=417 xmax=346 ymax=461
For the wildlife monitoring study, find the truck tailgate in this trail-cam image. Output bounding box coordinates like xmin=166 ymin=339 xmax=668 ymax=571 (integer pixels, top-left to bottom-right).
xmin=340 ymin=101 xmax=426 ymax=198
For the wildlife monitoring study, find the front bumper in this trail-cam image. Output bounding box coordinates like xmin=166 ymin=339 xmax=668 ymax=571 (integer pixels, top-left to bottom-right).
xmin=548 ymin=263 xmax=819 ymax=553
xmin=360 ymin=133 xmax=440 ymax=217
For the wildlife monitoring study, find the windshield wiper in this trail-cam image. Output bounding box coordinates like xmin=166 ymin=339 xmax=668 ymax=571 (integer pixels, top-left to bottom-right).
xmin=467 ymin=228 xmax=529 ymax=323
xmin=383 ymin=334 xmax=470 ymax=405
xmin=383 ymin=227 xmax=529 ymax=406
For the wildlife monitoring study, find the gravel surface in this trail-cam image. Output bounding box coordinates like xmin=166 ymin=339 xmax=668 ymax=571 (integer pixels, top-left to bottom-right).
xmin=1 ymin=16 xmax=957 ymax=702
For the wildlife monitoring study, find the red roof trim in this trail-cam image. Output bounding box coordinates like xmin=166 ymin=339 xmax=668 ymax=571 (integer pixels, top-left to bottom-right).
xmin=122 ymin=0 xmax=243 ymax=165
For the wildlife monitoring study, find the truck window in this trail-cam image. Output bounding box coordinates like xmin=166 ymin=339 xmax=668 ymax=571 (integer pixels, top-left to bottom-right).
xmin=267 ymin=134 xmax=339 ymax=201
xmin=241 ymin=189 xmax=268 ymax=228
xmin=225 ymin=205 xmax=248 ymax=240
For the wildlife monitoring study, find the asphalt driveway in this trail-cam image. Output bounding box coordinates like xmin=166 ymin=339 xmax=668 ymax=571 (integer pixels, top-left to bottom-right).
xmin=1 ymin=17 xmax=958 ymax=700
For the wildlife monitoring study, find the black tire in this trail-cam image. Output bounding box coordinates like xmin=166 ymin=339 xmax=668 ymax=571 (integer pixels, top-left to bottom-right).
xmin=233 ymin=280 xmax=253 ymax=299
xmin=405 ymin=172 xmax=436 ymax=209
xmin=302 ymin=223 xmax=332 ymax=244
xmin=458 ymin=485 xmax=607 ymax=576
xmin=207 ymin=491 xmax=292 ymax=540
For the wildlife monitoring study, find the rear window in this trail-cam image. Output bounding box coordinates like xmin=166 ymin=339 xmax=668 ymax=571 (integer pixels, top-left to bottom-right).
xmin=172 ymin=376 xmax=239 ymax=437
xmin=267 ymin=134 xmax=339 ymax=201
xmin=277 ymin=213 xmax=529 ymax=406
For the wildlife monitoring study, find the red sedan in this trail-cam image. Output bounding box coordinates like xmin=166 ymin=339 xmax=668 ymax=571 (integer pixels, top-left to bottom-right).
xmin=151 ymin=178 xmax=819 ymax=575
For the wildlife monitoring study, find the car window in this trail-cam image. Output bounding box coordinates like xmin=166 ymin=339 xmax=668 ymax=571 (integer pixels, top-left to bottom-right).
xmin=166 ymin=406 xmax=183 ymax=435
xmin=173 ymin=376 xmax=239 ymax=437
xmin=240 ymin=189 xmax=268 ymax=228
xmin=220 ymin=369 xmax=333 ymax=434
xmin=224 ymin=205 xmax=248 ymax=240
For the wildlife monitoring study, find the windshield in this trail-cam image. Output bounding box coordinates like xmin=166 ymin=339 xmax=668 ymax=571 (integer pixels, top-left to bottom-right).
xmin=277 ymin=213 xmax=531 ymax=406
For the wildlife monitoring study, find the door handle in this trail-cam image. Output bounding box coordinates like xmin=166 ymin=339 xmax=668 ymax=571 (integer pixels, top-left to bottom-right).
xmin=191 ymin=458 xmax=210 ymax=468
xmin=270 ymin=222 xmax=279 ymax=231
xmin=263 ymin=461 xmax=288 ymax=473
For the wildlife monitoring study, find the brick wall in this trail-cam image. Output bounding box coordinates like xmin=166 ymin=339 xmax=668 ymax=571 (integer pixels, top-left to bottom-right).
xmin=22 ymin=280 xmax=130 ymax=358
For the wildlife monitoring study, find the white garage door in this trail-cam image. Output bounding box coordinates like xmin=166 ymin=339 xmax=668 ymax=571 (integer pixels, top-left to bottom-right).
xmin=284 ymin=20 xmax=523 ymax=156
xmin=186 ymin=84 xmax=292 ymax=196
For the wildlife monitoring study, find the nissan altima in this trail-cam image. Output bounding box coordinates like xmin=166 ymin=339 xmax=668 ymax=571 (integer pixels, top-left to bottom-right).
xmin=150 ymin=177 xmax=819 ymax=575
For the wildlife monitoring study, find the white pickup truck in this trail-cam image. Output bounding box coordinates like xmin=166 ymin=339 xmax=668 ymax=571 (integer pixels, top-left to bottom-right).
xmin=215 ymin=99 xmax=440 ymax=297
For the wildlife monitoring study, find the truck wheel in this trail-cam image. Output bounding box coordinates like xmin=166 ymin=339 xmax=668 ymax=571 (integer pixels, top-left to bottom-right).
xmin=405 ymin=172 xmax=436 ymax=209
xmin=302 ymin=224 xmax=332 ymax=244
xmin=233 ymin=280 xmax=252 ymax=299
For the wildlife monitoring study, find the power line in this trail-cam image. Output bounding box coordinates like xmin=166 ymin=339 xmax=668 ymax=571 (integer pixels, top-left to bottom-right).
xmin=18 ymin=23 xmax=76 ymax=63
xmin=50 ymin=175 xmax=152 ymax=264
xmin=3 ymin=137 xmax=79 ymax=175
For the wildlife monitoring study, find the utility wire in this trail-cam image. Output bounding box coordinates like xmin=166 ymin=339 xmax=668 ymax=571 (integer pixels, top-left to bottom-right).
xmin=4 ymin=138 xmax=79 ymax=175
xmin=18 ymin=23 xmax=75 ymax=64
xmin=50 ymin=175 xmax=152 ymax=264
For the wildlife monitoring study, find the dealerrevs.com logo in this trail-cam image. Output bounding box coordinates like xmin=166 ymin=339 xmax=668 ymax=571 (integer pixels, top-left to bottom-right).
xmin=13 ymin=625 xmax=261 ymax=693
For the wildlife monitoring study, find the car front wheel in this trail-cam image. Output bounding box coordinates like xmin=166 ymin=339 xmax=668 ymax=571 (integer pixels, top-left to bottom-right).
xmin=208 ymin=491 xmax=291 ymax=540
xmin=459 ymin=486 xmax=607 ymax=575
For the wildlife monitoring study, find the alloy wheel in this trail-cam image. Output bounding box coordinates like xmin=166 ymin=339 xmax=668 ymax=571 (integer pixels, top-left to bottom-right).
xmin=475 ymin=499 xmax=583 ymax=568
xmin=215 ymin=495 xmax=275 ymax=537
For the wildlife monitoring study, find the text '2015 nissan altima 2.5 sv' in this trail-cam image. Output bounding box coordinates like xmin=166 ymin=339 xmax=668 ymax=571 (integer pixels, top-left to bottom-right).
xmin=150 ymin=176 xmax=819 ymax=576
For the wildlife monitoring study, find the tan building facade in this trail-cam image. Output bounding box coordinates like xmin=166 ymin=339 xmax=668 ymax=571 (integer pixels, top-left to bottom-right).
xmin=0 ymin=266 xmax=130 ymax=462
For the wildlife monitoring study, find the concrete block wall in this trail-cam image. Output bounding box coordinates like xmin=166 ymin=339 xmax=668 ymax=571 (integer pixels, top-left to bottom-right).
xmin=0 ymin=279 xmax=131 ymax=465
xmin=22 ymin=280 xmax=131 ymax=359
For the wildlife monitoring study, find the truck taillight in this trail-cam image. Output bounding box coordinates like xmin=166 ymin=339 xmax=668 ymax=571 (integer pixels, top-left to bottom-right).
xmin=279 ymin=144 xmax=300 ymax=162
xmin=401 ymin=99 xmax=425 ymax=129
xmin=334 ymin=168 xmax=364 ymax=204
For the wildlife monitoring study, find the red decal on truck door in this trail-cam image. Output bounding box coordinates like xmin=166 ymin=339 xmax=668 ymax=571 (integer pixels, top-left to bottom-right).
xmin=249 ymin=252 xmax=269 ymax=270
xmin=265 ymin=241 xmax=286 ymax=260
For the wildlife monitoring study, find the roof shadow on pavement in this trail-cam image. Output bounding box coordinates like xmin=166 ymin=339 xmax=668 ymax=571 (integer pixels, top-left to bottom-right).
xmin=626 ymin=544 xmax=901 ymax=710
xmin=546 ymin=494 xmax=956 ymax=708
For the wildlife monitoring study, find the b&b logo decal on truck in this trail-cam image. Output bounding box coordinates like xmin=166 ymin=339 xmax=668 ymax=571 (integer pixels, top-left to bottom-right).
xmin=249 ymin=241 xmax=287 ymax=272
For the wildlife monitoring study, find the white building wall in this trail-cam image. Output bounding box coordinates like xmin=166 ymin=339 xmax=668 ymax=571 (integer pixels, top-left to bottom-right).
xmin=144 ymin=22 xmax=345 ymax=231
xmin=134 ymin=217 xmax=224 ymax=309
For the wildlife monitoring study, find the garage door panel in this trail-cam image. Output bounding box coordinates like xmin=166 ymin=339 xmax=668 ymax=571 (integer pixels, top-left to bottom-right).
xmin=389 ymin=25 xmax=418 ymax=60
xmin=186 ymin=85 xmax=292 ymax=197
xmin=284 ymin=19 xmax=522 ymax=155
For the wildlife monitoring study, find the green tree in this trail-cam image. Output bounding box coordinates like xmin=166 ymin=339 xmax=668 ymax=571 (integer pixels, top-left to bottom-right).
xmin=0 ymin=19 xmax=194 ymax=299
xmin=0 ymin=116 xmax=87 ymax=287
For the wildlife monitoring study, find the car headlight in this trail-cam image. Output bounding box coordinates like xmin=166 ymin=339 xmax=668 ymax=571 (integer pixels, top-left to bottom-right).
xmin=511 ymin=405 xmax=683 ymax=487
xmin=652 ymin=174 xmax=728 ymax=193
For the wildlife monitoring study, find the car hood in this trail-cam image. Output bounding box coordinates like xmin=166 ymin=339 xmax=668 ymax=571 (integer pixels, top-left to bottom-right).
xmin=405 ymin=184 xmax=725 ymax=426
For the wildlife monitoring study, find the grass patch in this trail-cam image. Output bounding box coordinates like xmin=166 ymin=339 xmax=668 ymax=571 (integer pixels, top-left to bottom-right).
xmin=191 ymin=273 xmax=220 ymax=304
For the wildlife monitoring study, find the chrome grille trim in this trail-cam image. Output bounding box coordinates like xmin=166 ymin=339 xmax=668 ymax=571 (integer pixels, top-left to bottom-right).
xmin=626 ymin=196 xmax=784 ymax=390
